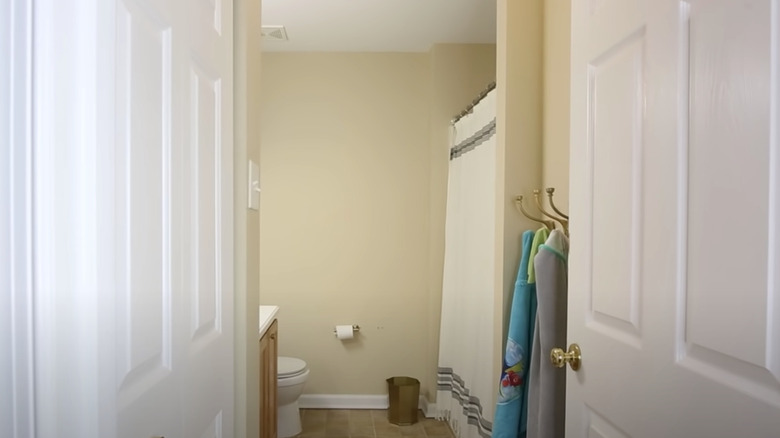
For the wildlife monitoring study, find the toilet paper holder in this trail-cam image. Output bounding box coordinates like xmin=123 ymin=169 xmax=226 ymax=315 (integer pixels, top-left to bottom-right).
xmin=333 ymin=324 xmax=360 ymax=336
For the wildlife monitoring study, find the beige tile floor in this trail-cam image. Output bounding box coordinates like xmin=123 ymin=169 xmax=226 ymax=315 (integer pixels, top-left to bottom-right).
xmin=296 ymin=409 xmax=455 ymax=438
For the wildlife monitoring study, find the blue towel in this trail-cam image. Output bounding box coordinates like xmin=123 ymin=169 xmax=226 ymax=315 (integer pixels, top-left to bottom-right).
xmin=493 ymin=230 xmax=536 ymax=438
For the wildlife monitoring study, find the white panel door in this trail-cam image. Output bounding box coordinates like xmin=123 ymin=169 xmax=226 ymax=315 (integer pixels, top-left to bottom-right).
xmin=180 ymin=0 xmax=234 ymax=436
xmin=568 ymin=0 xmax=780 ymax=436
xmin=112 ymin=1 xmax=179 ymax=433
xmin=108 ymin=0 xmax=234 ymax=436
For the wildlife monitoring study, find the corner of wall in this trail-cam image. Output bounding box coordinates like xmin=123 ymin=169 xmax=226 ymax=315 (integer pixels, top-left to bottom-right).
xmin=542 ymin=0 xmax=572 ymax=210
xmin=495 ymin=0 xmax=545 ymax=408
xmin=234 ymin=0 xmax=262 ymax=436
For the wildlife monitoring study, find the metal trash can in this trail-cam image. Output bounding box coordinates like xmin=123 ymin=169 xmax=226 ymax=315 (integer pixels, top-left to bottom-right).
xmin=386 ymin=376 xmax=420 ymax=425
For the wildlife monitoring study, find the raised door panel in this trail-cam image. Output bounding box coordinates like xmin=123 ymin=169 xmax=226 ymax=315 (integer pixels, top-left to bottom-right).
xmin=113 ymin=0 xmax=179 ymax=436
xmin=180 ymin=0 xmax=234 ymax=435
xmin=587 ymin=29 xmax=645 ymax=347
xmin=678 ymin=0 xmax=780 ymax=406
xmin=188 ymin=61 xmax=223 ymax=348
xmin=114 ymin=0 xmax=173 ymax=393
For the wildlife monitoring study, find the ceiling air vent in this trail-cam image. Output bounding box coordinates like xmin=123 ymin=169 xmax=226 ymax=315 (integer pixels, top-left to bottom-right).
xmin=261 ymin=26 xmax=288 ymax=42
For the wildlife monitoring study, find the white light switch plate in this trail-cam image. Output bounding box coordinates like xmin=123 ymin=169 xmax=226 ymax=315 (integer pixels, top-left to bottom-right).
xmin=248 ymin=160 xmax=260 ymax=210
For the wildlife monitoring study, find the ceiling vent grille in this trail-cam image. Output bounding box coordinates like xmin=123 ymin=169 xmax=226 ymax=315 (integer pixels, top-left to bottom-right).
xmin=261 ymin=26 xmax=288 ymax=42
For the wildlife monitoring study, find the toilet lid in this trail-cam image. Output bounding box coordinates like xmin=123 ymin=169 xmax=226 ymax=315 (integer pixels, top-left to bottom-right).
xmin=278 ymin=356 xmax=307 ymax=378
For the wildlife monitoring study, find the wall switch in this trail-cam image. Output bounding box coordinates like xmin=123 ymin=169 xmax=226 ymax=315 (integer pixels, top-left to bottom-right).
xmin=248 ymin=160 xmax=260 ymax=210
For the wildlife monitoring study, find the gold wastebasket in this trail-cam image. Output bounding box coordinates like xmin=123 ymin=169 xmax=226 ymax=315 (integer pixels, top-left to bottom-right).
xmin=386 ymin=376 xmax=420 ymax=425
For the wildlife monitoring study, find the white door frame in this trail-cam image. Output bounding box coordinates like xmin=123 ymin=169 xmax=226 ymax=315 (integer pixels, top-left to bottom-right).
xmin=2 ymin=0 xmax=35 ymax=436
xmin=30 ymin=0 xmax=114 ymax=436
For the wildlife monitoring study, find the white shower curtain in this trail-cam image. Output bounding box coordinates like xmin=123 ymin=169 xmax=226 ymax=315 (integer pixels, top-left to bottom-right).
xmin=437 ymin=89 xmax=497 ymax=438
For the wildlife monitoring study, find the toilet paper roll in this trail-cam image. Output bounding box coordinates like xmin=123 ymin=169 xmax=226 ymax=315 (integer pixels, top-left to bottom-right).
xmin=335 ymin=325 xmax=355 ymax=340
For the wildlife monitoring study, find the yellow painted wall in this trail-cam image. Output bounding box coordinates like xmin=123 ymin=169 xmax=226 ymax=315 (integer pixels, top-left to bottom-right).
xmin=259 ymin=52 xmax=433 ymax=396
xmin=491 ymin=0 xmax=571 ymax=408
xmin=543 ymin=0 xmax=571 ymax=211
xmin=254 ymin=1 xmax=568 ymax=414
xmin=494 ymin=0 xmax=545 ymax=403
xmin=259 ymin=47 xmax=495 ymax=400
xmin=234 ymin=0 xmax=262 ymax=435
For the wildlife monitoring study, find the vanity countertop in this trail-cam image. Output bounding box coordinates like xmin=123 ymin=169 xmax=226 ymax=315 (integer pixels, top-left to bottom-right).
xmin=259 ymin=305 xmax=279 ymax=336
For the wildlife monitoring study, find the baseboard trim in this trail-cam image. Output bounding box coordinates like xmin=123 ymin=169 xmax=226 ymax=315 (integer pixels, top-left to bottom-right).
xmin=299 ymin=394 xmax=435 ymax=417
xmin=420 ymin=398 xmax=436 ymax=418
xmin=299 ymin=394 xmax=388 ymax=410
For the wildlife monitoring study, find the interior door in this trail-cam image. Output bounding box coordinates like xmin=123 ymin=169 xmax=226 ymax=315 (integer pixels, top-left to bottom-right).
xmin=567 ymin=0 xmax=780 ymax=436
xmin=109 ymin=0 xmax=234 ymax=436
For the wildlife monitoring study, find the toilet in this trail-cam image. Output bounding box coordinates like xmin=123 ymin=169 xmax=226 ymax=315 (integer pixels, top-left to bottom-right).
xmin=277 ymin=356 xmax=310 ymax=438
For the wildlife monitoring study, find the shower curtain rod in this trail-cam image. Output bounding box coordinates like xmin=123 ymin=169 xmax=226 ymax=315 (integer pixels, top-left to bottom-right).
xmin=450 ymin=81 xmax=497 ymax=124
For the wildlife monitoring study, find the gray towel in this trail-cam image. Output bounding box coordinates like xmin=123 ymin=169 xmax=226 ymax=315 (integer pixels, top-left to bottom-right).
xmin=527 ymin=230 xmax=569 ymax=438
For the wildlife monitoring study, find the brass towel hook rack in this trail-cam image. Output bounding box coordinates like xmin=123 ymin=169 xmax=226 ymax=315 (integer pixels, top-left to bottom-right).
xmin=514 ymin=195 xmax=555 ymax=231
xmin=546 ymin=187 xmax=569 ymax=220
xmin=533 ymin=189 xmax=568 ymax=235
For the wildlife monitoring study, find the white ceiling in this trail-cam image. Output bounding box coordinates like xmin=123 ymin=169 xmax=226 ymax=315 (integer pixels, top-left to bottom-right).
xmin=261 ymin=0 xmax=496 ymax=52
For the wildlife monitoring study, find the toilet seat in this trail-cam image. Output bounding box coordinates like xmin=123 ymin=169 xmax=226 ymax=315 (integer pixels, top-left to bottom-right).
xmin=278 ymin=356 xmax=307 ymax=379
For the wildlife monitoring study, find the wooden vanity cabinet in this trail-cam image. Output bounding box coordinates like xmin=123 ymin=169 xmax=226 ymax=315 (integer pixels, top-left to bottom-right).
xmin=259 ymin=319 xmax=278 ymax=438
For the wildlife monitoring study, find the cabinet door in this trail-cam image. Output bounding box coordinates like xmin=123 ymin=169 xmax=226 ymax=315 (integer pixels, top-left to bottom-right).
xmin=260 ymin=320 xmax=278 ymax=438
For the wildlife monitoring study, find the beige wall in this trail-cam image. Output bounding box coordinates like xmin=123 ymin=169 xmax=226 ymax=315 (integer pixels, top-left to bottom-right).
xmin=255 ymin=5 xmax=569 ymax=412
xmin=234 ymin=0 xmax=262 ymax=436
xmin=259 ymin=48 xmax=495 ymax=399
xmin=490 ymin=0 xmax=571 ymax=408
xmin=255 ymin=0 xmax=568 ymax=414
xmin=494 ymin=0 xmax=545 ymax=403
xmin=260 ymin=52 xmax=432 ymax=396
xmin=426 ymin=44 xmax=497 ymax=400
xmin=543 ymin=0 xmax=571 ymax=211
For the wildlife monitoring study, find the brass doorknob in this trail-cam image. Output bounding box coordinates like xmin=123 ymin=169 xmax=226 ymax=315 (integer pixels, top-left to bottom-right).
xmin=550 ymin=343 xmax=581 ymax=371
